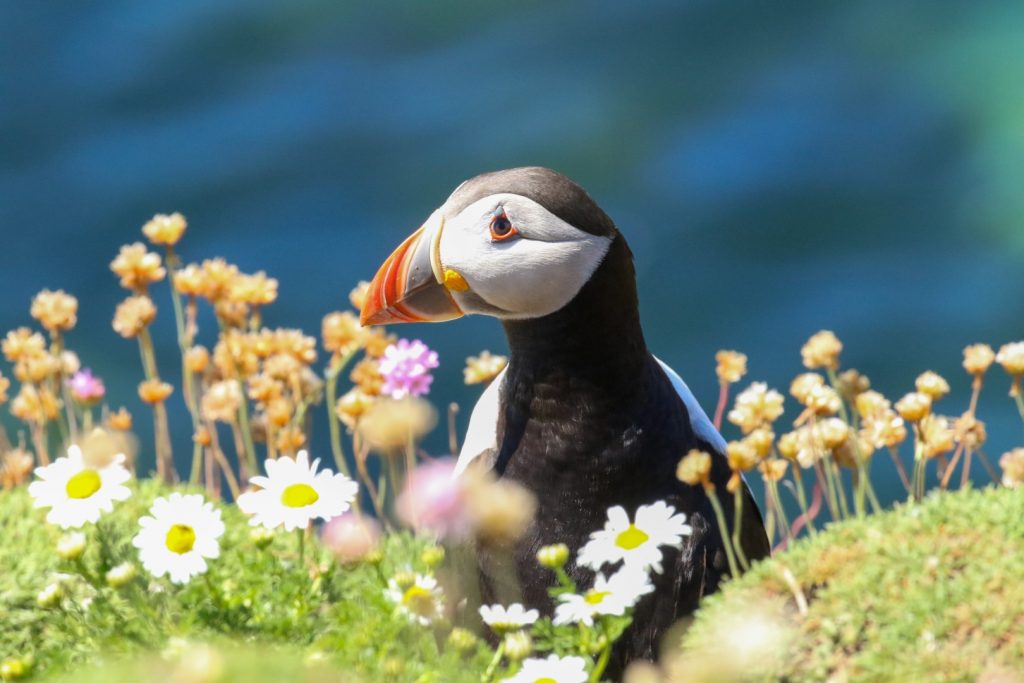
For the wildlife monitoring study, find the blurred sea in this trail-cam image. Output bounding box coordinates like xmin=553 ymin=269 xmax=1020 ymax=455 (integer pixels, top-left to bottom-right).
xmin=2 ymin=0 xmax=1022 ymax=505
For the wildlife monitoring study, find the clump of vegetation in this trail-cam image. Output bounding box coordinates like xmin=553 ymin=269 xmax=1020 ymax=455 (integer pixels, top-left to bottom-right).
xmin=664 ymin=485 xmax=1024 ymax=682
xmin=0 ymin=211 xmax=1021 ymax=682
xmin=0 ymin=213 xmax=699 ymax=682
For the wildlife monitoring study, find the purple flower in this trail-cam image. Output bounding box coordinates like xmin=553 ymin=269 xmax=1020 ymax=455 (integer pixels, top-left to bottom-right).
xmin=378 ymin=339 xmax=439 ymax=399
xmin=68 ymin=369 xmax=105 ymax=405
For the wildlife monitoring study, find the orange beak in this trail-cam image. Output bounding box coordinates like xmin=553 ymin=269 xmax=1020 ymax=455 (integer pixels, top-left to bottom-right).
xmin=359 ymin=215 xmax=464 ymax=326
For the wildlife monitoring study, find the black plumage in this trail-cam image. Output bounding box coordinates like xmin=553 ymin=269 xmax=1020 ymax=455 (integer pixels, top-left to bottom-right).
xmin=468 ymin=168 xmax=770 ymax=678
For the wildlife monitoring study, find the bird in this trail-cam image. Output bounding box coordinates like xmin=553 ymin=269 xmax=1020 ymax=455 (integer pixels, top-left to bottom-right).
xmin=359 ymin=166 xmax=770 ymax=676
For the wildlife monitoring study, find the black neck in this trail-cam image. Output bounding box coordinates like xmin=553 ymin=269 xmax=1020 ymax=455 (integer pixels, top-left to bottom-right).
xmin=501 ymin=235 xmax=648 ymax=398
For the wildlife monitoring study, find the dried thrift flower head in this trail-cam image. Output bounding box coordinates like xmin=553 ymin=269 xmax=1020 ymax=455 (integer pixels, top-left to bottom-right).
xmin=30 ymin=289 xmax=78 ymax=332
xmin=789 ymin=373 xmax=825 ymax=404
xmin=201 ymin=380 xmax=242 ymax=423
xmin=726 ymin=440 xmax=760 ymax=472
xmin=142 ymin=212 xmax=187 ymax=246
xmin=0 ymin=372 xmax=9 ymax=405
xmin=918 ymin=414 xmax=955 ymax=459
xmin=379 ymin=339 xmax=439 ymax=399
xmin=1000 ymin=448 xmax=1024 ymax=488
xmin=349 ymin=280 xmax=370 ymax=312
xmin=198 ymin=258 xmax=240 ymax=301
xmin=758 ymin=458 xmax=789 ymax=482
xmin=13 ymin=352 xmax=60 ymax=384
xmin=363 ymin=328 xmax=397 ymax=358
xmin=835 ymin=368 xmax=870 ymax=401
xmin=321 ymin=311 xmax=364 ymax=356
xmin=676 ymin=449 xmax=712 ymax=487
xmin=138 ymin=379 xmax=173 ymax=405
xmin=817 ymin=417 xmax=850 ymax=450
xmin=855 ymin=390 xmax=891 ymax=420
xmin=953 ymin=412 xmax=987 ymax=450
xmin=896 ymin=392 xmax=932 ymax=422
xmin=11 ymin=385 xmax=60 ymax=424
xmin=2 ymin=328 xmax=46 ymax=362
xmin=112 ymin=295 xmax=156 ymax=338
xmin=173 ymin=264 xmax=206 ymax=297
xmin=833 ymin=432 xmax=874 ymax=469
xmin=962 ymin=343 xmax=996 ymax=377
xmin=777 ymin=431 xmax=799 ymax=461
xmin=803 ymin=384 xmax=842 ymax=415
xmin=461 ymin=470 xmax=537 ymax=546
xmin=335 ymin=388 xmax=375 ymax=429
xmin=744 ymin=427 xmax=775 ymax=459
xmin=715 ymin=350 xmax=747 ymax=385
xmin=801 ymin=330 xmax=843 ymax=370
xmin=915 ymin=371 xmax=950 ymax=401
xmin=60 ymin=350 xmax=80 ymax=376
xmin=1 ymin=448 xmax=34 ymax=489
xmin=271 ymin=328 xmax=317 ymax=365
xmin=860 ymin=411 xmax=907 ymax=449
xmin=110 ymin=243 xmax=165 ymax=291
xmin=728 ymin=382 xmax=785 ymax=434
xmin=229 ymin=271 xmax=278 ymax=307
xmin=996 ymin=342 xmax=1024 ymax=376
xmin=185 ymin=345 xmax=209 ymax=374
xmin=464 ymin=350 xmax=508 ymax=385
xmin=357 ymin=397 xmax=437 ymax=454
xmin=106 ymin=407 xmax=133 ymax=431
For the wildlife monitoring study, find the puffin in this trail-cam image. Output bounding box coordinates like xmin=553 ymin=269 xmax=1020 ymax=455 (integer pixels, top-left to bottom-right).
xmin=359 ymin=167 xmax=770 ymax=676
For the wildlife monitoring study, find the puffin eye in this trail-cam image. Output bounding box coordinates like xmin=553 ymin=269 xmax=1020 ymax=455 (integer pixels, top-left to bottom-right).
xmin=489 ymin=211 xmax=518 ymax=242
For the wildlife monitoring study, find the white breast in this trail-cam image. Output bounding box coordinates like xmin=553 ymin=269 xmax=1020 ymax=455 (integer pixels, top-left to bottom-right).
xmin=453 ymin=356 xmax=725 ymax=477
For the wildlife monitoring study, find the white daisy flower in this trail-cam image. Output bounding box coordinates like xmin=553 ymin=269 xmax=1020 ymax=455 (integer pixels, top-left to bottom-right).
xmin=502 ymin=654 xmax=589 ymax=683
xmin=132 ymin=493 xmax=225 ymax=584
xmin=577 ymin=500 xmax=692 ymax=574
xmin=28 ymin=444 xmax=132 ymax=528
xmin=479 ymin=602 xmax=539 ymax=634
xmin=385 ymin=573 xmax=445 ymax=626
xmin=553 ymin=565 xmax=654 ymax=626
xmin=237 ymin=450 xmax=359 ymax=531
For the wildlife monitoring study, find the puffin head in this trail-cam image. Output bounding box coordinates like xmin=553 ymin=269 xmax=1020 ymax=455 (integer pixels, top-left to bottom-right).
xmin=359 ymin=167 xmax=620 ymax=326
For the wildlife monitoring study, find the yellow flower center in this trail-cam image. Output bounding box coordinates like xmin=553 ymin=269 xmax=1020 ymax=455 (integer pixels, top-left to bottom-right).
xmin=535 ymin=679 xmax=557 ymax=683
xmin=584 ymin=590 xmax=610 ymax=605
xmin=281 ymin=483 xmax=319 ymax=508
xmin=165 ymin=524 xmax=196 ymax=554
xmin=402 ymin=585 xmax=435 ymax=617
xmin=615 ymin=524 xmax=649 ymax=550
xmin=65 ymin=469 xmax=101 ymax=499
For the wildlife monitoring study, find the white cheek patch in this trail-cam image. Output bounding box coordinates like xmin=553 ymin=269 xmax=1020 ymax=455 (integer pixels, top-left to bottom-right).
xmin=439 ymin=194 xmax=613 ymax=319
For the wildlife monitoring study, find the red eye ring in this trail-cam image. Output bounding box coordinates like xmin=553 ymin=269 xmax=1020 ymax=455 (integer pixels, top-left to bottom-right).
xmin=489 ymin=211 xmax=518 ymax=242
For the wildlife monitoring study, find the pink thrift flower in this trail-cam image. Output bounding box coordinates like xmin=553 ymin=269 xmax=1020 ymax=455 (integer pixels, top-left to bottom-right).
xmin=321 ymin=513 xmax=382 ymax=564
xmin=397 ymin=459 xmax=469 ymax=539
xmin=379 ymin=339 xmax=439 ymax=399
xmin=68 ymin=369 xmax=106 ymax=405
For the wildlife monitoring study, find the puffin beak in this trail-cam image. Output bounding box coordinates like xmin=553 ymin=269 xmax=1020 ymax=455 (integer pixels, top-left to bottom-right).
xmin=360 ymin=212 xmax=465 ymax=326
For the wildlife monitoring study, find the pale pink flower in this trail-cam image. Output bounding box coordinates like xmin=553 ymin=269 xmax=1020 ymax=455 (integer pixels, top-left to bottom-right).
xmin=378 ymin=339 xmax=439 ymax=399
xmin=321 ymin=513 xmax=382 ymax=564
xmin=68 ymin=369 xmax=106 ymax=405
xmin=396 ymin=459 xmax=468 ymax=538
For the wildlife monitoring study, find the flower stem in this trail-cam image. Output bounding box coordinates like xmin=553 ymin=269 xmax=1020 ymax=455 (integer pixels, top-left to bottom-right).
xmin=887 ymin=446 xmax=911 ymax=492
xmin=138 ymin=328 xmax=175 ymax=483
xmin=713 ymin=382 xmax=729 ymax=432
xmin=325 ymin=352 xmax=356 ymax=478
xmin=705 ymin=485 xmax=741 ymax=578
xmin=297 ymin=527 xmax=305 ymax=564
xmin=589 ymin=635 xmax=612 ymax=683
xmin=481 ymin=641 xmax=505 ymax=683
xmin=731 ymin=486 xmax=750 ymax=571
xmin=791 ymin=466 xmax=815 ymax=537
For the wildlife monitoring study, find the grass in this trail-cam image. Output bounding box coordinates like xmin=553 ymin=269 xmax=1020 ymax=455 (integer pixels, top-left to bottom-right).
xmin=674 ymin=485 xmax=1024 ymax=682
xmin=0 ymin=481 xmax=492 ymax=682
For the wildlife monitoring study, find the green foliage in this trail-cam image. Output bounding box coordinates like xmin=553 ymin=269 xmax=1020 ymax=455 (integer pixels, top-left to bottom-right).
xmin=677 ymin=486 xmax=1024 ymax=682
xmin=0 ymin=481 xmax=492 ymax=682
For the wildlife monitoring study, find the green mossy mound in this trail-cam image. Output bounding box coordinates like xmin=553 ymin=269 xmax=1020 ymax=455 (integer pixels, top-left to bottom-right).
xmin=0 ymin=482 xmax=490 ymax=682
xmin=677 ymin=486 xmax=1024 ymax=682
